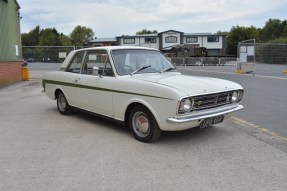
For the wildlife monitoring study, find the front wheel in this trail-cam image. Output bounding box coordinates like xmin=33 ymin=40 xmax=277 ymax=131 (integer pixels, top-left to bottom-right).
xmin=56 ymin=91 xmax=73 ymax=115
xmin=129 ymin=105 xmax=162 ymax=142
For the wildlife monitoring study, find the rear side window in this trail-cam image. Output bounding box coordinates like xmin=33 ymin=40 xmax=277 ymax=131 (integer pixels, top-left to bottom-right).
xmin=66 ymin=52 xmax=85 ymax=73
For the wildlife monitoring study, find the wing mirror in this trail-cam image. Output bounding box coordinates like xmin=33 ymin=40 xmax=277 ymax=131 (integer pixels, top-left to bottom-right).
xmin=92 ymin=67 xmax=104 ymax=77
xmin=92 ymin=67 xmax=100 ymax=76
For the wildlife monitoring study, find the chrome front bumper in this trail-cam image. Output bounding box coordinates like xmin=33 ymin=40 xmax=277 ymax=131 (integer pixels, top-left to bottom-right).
xmin=167 ymin=104 xmax=244 ymax=123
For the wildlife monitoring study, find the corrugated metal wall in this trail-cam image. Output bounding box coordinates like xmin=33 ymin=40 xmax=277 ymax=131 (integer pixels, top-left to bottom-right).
xmin=0 ymin=0 xmax=22 ymax=62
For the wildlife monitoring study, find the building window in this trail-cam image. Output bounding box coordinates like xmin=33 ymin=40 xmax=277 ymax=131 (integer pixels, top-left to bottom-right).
xmin=123 ymin=38 xmax=135 ymax=44
xmin=207 ymin=37 xmax=219 ymax=42
xmin=145 ymin=37 xmax=156 ymax=43
xmin=165 ymin=36 xmax=177 ymax=43
xmin=186 ymin=37 xmax=198 ymax=43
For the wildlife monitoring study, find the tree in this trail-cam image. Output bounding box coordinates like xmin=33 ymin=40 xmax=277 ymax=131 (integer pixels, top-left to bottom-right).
xmin=259 ymin=19 xmax=284 ymax=42
xmin=59 ymin=33 xmax=72 ymax=46
xmin=70 ymin=25 xmax=94 ymax=46
xmin=216 ymin=30 xmax=229 ymax=35
xmin=39 ymin=28 xmax=60 ymax=46
xmin=226 ymin=25 xmax=259 ymax=55
xmin=21 ymin=25 xmax=40 ymax=46
xmin=136 ymin=29 xmax=158 ymax=35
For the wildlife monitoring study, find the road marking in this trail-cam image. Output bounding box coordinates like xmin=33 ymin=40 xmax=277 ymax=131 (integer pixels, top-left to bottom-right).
xmin=179 ymin=68 xmax=287 ymax=80
xmin=230 ymin=117 xmax=287 ymax=142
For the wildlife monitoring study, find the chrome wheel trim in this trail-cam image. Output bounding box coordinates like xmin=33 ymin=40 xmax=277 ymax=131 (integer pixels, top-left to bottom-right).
xmin=58 ymin=94 xmax=67 ymax=112
xmin=132 ymin=111 xmax=150 ymax=138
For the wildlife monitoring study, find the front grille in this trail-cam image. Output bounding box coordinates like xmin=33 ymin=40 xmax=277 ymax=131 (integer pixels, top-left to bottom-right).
xmin=193 ymin=91 xmax=233 ymax=111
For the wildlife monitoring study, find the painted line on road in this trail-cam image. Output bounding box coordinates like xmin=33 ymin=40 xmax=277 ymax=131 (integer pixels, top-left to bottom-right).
xmin=179 ymin=68 xmax=287 ymax=80
xmin=230 ymin=116 xmax=287 ymax=142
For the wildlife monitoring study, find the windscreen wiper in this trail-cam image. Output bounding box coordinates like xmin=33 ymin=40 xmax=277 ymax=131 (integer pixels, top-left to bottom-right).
xmin=160 ymin=67 xmax=177 ymax=73
xmin=131 ymin=65 xmax=151 ymax=75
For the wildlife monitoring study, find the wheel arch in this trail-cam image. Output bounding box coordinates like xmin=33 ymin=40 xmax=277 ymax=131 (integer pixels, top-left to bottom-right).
xmin=124 ymin=101 xmax=160 ymax=129
xmin=54 ymin=88 xmax=66 ymax=100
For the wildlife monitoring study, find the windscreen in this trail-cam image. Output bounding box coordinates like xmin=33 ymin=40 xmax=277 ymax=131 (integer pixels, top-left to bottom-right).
xmin=111 ymin=49 xmax=176 ymax=75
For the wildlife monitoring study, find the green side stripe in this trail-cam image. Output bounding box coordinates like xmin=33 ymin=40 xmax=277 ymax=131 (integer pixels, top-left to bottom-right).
xmin=43 ymin=79 xmax=173 ymax=100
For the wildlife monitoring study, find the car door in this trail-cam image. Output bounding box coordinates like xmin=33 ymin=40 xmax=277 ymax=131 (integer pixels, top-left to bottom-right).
xmin=62 ymin=51 xmax=86 ymax=107
xmin=74 ymin=50 xmax=115 ymax=118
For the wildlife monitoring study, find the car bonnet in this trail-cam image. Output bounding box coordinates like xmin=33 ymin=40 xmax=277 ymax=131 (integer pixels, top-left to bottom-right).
xmin=132 ymin=73 xmax=242 ymax=96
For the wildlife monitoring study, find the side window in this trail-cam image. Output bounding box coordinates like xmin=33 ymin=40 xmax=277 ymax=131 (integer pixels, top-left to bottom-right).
xmin=103 ymin=58 xmax=114 ymax=76
xmin=82 ymin=50 xmax=114 ymax=76
xmin=67 ymin=52 xmax=85 ymax=73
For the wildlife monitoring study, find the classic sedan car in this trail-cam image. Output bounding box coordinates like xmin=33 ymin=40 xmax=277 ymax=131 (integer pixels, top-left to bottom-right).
xmin=42 ymin=46 xmax=244 ymax=142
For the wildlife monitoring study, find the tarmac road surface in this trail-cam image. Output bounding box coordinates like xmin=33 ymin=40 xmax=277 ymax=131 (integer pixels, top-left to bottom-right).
xmin=0 ymin=69 xmax=286 ymax=191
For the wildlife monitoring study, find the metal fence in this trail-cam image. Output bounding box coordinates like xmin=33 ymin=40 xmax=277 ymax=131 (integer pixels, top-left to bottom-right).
xmin=237 ymin=40 xmax=287 ymax=74
xmin=238 ymin=41 xmax=287 ymax=65
xmin=22 ymin=45 xmax=287 ymax=74
xmin=171 ymin=57 xmax=229 ymax=66
xmin=256 ymin=43 xmax=287 ymax=65
xmin=22 ymin=46 xmax=89 ymax=63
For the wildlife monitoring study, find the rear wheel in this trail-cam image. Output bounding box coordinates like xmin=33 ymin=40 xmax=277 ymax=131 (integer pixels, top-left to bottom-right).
xmin=56 ymin=91 xmax=73 ymax=115
xmin=129 ymin=105 xmax=161 ymax=142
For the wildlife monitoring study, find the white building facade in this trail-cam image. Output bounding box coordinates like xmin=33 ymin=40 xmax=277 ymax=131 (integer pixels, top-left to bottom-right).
xmin=91 ymin=30 xmax=226 ymax=56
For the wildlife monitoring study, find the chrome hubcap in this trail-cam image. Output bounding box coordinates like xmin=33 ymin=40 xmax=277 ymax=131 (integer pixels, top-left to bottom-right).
xmin=132 ymin=111 xmax=150 ymax=138
xmin=58 ymin=94 xmax=67 ymax=112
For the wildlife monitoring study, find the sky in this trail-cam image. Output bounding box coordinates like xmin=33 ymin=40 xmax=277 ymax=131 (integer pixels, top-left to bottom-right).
xmin=17 ymin=0 xmax=287 ymax=38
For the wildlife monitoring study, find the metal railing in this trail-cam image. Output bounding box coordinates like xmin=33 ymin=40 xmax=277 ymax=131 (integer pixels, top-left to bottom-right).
xmin=22 ymin=46 xmax=89 ymax=63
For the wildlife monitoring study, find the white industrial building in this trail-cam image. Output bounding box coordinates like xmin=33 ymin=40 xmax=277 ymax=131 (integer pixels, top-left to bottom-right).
xmin=89 ymin=30 xmax=226 ymax=56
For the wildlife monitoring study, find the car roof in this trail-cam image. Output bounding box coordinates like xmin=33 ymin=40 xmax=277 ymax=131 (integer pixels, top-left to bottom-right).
xmin=76 ymin=46 xmax=158 ymax=51
xmin=60 ymin=46 xmax=159 ymax=69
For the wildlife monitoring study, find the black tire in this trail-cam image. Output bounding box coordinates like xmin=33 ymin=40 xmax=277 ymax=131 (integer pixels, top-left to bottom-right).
xmin=128 ymin=105 xmax=162 ymax=142
xmin=56 ymin=91 xmax=73 ymax=115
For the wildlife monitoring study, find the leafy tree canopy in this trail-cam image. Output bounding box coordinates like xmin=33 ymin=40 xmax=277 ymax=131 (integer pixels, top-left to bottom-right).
xmin=39 ymin=28 xmax=60 ymax=46
xmin=136 ymin=29 xmax=158 ymax=35
xmin=59 ymin=33 xmax=72 ymax=46
xmin=21 ymin=25 xmax=40 ymax=46
xmin=70 ymin=25 xmax=94 ymax=46
xmin=259 ymin=19 xmax=287 ymax=42
xmin=226 ymin=25 xmax=260 ymax=55
xmin=267 ymin=37 xmax=287 ymax=44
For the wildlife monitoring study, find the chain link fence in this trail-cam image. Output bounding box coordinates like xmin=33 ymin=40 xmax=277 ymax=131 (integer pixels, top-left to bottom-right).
xmin=171 ymin=57 xmax=228 ymax=66
xmin=256 ymin=43 xmax=287 ymax=65
xmin=22 ymin=45 xmax=287 ymax=74
xmin=238 ymin=42 xmax=287 ymax=65
xmin=238 ymin=40 xmax=287 ymax=74
xmin=22 ymin=46 xmax=89 ymax=63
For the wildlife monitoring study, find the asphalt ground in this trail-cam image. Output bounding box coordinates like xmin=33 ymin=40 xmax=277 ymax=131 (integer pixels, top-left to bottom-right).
xmin=0 ymin=66 xmax=287 ymax=191
xmin=180 ymin=62 xmax=287 ymax=79
xmin=178 ymin=63 xmax=287 ymax=138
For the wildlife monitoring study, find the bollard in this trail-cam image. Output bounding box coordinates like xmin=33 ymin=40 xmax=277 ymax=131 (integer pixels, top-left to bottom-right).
xmin=284 ymin=58 xmax=287 ymax=74
xmin=22 ymin=67 xmax=30 ymax=81
xmin=236 ymin=62 xmax=254 ymax=74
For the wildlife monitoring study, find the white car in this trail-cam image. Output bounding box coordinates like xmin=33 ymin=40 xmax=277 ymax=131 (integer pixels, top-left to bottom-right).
xmin=42 ymin=46 xmax=244 ymax=142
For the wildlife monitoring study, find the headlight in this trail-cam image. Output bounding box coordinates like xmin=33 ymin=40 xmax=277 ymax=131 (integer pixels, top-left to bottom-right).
xmin=179 ymin=98 xmax=193 ymax=114
xmin=238 ymin=90 xmax=244 ymax=102
xmin=231 ymin=91 xmax=239 ymax=102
